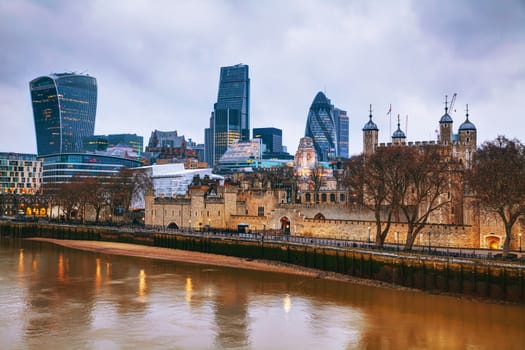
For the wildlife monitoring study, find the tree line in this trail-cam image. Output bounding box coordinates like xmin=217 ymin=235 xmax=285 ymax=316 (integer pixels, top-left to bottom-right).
xmin=43 ymin=168 xmax=152 ymax=224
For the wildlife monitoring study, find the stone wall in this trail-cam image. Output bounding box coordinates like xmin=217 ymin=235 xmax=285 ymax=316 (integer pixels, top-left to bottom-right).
xmin=144 ymin=185 xmax=525 ymax=250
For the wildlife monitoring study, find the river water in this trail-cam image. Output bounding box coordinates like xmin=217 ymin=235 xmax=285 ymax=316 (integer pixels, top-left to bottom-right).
xmin=1 ymin=238 xmax=524 ymax=350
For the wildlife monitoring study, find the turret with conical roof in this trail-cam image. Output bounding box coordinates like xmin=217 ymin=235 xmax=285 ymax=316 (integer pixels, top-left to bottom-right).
xmin=457 ymin=104 xmax=477 ymax=167
xmin=439 ymin=95 xmax=453 ymax=145
xmin=392 ymin=114 xmax=406 ymax=145
xmin=363 ymin=104 xmax=379 ymax=156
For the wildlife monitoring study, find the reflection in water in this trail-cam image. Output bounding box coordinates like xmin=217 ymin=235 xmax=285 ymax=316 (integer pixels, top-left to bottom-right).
xmin=138 ymin=269 xmax=146 ymax=298
xmin=1 ymin=239 xmax=524 ymax=350
xmin=57 ymin=254 xmax=65 ymax=282
xmin=283 ymin=293 xmax=291 ymax=313
xmin=18 ymin=249 xmax=24 ymax=273
xmin=95 ymin=258 xmax=101 ymax=290
xmin=185 ymin=277 xmax=192 ymax=303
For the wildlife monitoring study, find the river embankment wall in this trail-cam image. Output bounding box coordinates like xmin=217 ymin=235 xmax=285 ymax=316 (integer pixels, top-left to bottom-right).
xmin=1 ymin=222 xmax=523 ymax=303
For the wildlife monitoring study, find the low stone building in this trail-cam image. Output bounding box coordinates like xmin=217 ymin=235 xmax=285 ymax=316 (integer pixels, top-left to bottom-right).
xmin=144 ymin=175 xmax=523 ymax=250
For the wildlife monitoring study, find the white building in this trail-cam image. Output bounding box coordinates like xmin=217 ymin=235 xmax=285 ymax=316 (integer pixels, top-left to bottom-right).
xmin=132 ymin=163 xmax=223 ymax=208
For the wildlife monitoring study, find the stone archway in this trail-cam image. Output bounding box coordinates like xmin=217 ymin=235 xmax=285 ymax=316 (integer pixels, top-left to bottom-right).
xmin=280 ymin=216 xmax=291 ymax=235
xmin=314 ymin=213 xmax=325 ymax=220
xmin=484 ymin=234 xmax=501 ymax=250
xmin=167 ymin=222 xmax=179 ymax=229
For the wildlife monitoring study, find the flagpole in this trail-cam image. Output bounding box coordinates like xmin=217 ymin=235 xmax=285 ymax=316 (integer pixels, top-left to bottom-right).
xmin=388 ymin=104 xmax=392 ymax=138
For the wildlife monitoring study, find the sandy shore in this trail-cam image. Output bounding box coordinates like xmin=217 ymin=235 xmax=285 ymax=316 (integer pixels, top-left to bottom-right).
xmin=27 ymin=238 xmax=401 ymax=288
xmin=28 ymin=238 xmax=327 ymax=278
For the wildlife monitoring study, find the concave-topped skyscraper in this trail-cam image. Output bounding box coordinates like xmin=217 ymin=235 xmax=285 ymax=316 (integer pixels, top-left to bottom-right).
xmin=30 ymin=72 xmax=97 ymax=156
xmin=305 ymin=91 xmax=338 ymax=162
xmin=206 ymin=64 xmax=250 ymax=166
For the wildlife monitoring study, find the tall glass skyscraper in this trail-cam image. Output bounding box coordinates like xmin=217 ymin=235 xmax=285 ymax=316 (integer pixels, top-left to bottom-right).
xmin=208 ymin=64 xmax=250 ymax=166
xmin=30 ymin=72 xmax=97 ymax=156
xmin=333 ymin=108 xmax=349 ymax=158
xmin=305 ymin=92 xmax=338 ymax=162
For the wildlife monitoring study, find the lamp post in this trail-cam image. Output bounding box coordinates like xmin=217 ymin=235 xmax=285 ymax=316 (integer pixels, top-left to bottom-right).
xmin=519 ymin=233 xmax=522 ymax=252
xmin=162 ymin=200 xmax=165 ymax=229
xmin=367 ymin=226 xmax=371 ymax=244
xmin=189 ymin=219 xmax=191 ymax=232
xmin=428 ymin=232 xmax=431 ymax=252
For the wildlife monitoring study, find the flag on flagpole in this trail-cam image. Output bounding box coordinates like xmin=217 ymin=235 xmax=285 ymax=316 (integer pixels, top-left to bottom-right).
xmin=388 ymin=104 xmax=392 ymax=136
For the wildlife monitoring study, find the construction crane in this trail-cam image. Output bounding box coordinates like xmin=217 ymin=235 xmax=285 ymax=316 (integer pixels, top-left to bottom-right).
xmin=449 ymin=93 xmax=457 ymax=114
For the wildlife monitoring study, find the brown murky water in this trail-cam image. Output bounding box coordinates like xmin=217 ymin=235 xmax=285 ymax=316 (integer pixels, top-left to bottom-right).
xmin=1 ymin=238 xmax=524 ymax=349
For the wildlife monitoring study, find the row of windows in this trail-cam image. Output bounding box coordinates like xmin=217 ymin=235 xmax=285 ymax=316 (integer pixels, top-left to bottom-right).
xmin=0 ymin=165 xmax=40 ymax=171
xmin=303 ymin=193 xmax=346 ymax=203
xmin=0 ymin=177 xmax=38 ymax=183
xmin=0 ymin=182 xmax=34 ymax=188
xmin=0 ymin=160 xmax=38 ymax=166
xmin=44 ymin=155 xmax=140 ymax=167
xmin=152 ymin=209 xmax=222 ymax=218
xmin=1 ymin=171 xmax=40 ymax=177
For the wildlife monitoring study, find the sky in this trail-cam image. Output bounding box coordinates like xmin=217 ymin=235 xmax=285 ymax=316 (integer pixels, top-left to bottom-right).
xmin=1 ymin=0 xmax=524 ymax=157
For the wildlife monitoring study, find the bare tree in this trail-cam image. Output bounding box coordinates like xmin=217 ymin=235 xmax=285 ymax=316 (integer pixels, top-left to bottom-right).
xmin=309 ymin=165 xmax=325 ymax=203
xmin=81 ymin=176 xmax=108 ymax=223
xmin=466 ymin=136 xmax=525 ymax=256
xmin=398 ymin=146 xmax=451 ymax=250
xmin=345 ymin=148 xmax=408 ymax=247
xmin=104 ymin=168 xmax=153 ymax=223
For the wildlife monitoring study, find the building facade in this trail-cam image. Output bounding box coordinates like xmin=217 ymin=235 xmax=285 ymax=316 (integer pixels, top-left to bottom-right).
xmin=82 ymin=133 xmax=143 ymax=154
xmin=0 ymin=152 xmax=42 ymax=194
xmin=40 ymin=153 xmax=142 ymax=184
xmin=208 ymin=64 xmax=250 ymax=166
xmin=333 ymin=108 xmax=349 ymax=158
xmin=30 ymin=72 xmax=97 ymax=156
xmin=253 ymin=127 xmax=282 ymax=154
xmin=215 ymin=139 xmax=262 ymax=174
xmin=146 ymin=130 xmax=196 ymax=162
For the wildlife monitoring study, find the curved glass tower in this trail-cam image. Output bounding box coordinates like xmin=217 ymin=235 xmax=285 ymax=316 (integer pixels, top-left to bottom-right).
xmin=305 ymin=92 xmax=337 ymax=161
xmin=30 ymin=72 xmax=97 ymax=156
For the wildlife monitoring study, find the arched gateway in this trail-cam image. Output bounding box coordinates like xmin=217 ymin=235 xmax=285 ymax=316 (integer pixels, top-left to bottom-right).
xmin=280 ymin=216 xmax=291 ymax=234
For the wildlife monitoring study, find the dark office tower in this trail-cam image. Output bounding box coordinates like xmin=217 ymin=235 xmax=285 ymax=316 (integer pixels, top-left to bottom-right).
xmin=30 ymin=72 xmax=97 ymax=156
xmin=212 ymin=64 xmax=250 ymax=165
xmin=333 ymin=108 xmax=349 ymax=158
xmin=253 ymin=127 xmax=282 ymax=153
xmin=107 ymin=134 xmax=143 ymax=154
xmin=305 ymin=92 xmax=337 ymax=162
xmin=204 ymin=112 xmax=215 ymax=166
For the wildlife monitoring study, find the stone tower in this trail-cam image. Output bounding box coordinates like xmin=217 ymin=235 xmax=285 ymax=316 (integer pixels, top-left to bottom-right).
xmin=456 ymin=104 xmax=477 ymax=168
xmin=362 ymin=104 xmax=379 ymax=156
xmin=439 ymin=96 xmax=453 ymax=145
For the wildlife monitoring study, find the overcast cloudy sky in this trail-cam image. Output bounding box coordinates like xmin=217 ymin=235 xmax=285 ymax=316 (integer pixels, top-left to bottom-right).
xmin=1 ymin=0 xmax=524 ymax=156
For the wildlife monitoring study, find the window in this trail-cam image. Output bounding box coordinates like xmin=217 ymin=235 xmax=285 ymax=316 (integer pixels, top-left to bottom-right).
xmin=340 ymin=194 xmax=345 ymax=202
xmin=305 ymin=193 xmax=311 ymax=202
xmin=330 ymin=193 xmax=336 ymax=202
xmin=258 ymin=206 xmax=264 ymax=216
xmin=321 ymin=194 xmax=327 ymax=202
